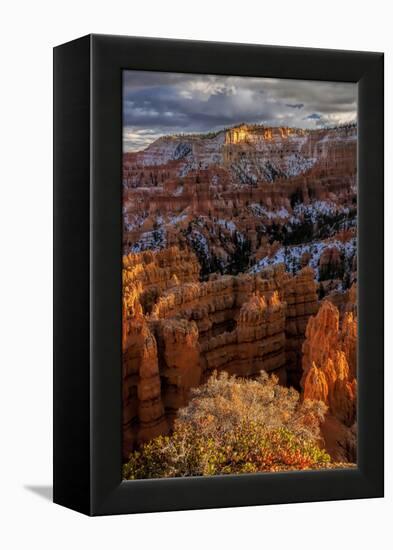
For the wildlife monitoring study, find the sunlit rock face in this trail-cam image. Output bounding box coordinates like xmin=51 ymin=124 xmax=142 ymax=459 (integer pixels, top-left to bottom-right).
xmin=122 ymin=246 xmax=200 ymax=453
xmin=225 ymin=124 xmax=251 ymax=144
xmin=301 ymin=298 xmax=357 ymax=461
xmin=122 ymin=249 xmax=320 ymax=459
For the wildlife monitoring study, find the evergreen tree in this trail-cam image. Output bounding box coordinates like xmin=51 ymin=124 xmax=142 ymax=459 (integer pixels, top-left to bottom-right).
xmin=318 ymin=282 xmax=325 ymax=300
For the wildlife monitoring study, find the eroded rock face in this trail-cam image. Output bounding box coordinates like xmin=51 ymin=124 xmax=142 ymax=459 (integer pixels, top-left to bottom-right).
xmin=280 ymin=266 xmax=319 ymax=387
xmin=301 ymin=299 xmax=357 ymax=461
xmin=122 ymin=246 xmax=200 ymax=317
xmin=122 ymin=246 xmax=200 ymax=455
xmin=123 ymin=124 xmax=357 ymax=287
xmin=124 ymin=124 xmax=356 ymax=187
xmin=156 ymin=318 xmax=202 ymax=421
xmin=201 ymin=290 xmax=286 ymax=382
xmin=122 ymin=311 xmax=168 ymax=452
xmin=122 ymin=249 xmax=319 ymax=459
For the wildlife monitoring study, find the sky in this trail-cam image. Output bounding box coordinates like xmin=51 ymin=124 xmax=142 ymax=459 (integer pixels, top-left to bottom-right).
xmin=123 ymin=70 xmax=357 ymax=152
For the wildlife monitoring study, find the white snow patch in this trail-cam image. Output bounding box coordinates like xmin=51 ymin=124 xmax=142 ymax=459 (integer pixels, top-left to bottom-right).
xmin=293 ymin=201 xmax=350 ymax=224
xmin=283 ymin=154 xmax=316 ymax=177
xmin=168 ymin=213 xmax=188 ymax=225
xmin=250 ymin=238 xmax=356 ymax=278
xmin=249 ymin=204 xmax=290 ymax=220
xmin=217 ymin=219 xmax=237 ymax=232
xmin=129 ymin=228 xmax=167 ymax=253
xmin=173 ymin=186 xmax=184 ymax=196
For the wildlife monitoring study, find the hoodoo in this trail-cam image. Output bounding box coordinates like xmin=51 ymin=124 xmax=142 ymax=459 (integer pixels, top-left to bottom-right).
xmin=122 ymin=247 xmax=323 ymax=459
xmin=302 ymin=299 xmax=357 ymax=461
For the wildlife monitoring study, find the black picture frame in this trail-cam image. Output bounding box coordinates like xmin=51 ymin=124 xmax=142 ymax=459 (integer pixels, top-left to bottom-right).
xmin=53 ymin=34 xmax=384 ymax=516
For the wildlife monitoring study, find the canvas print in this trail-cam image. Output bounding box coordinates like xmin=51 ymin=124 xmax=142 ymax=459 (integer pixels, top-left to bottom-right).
xmin=122 ymin=71 xmax=357 ymax=479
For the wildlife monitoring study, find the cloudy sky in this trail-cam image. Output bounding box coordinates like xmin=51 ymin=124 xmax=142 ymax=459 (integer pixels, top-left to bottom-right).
xmin=123 ymin=70 xmax=357 ymax=152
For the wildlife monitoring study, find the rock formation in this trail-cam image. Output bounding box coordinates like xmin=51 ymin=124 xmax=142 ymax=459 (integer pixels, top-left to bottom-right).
xmin=122 ymin=123 xmax=358 ymax=463
xmin=123 ymin=124 xmax=357 ymax=287
xmin=156 ymin=318 xmax=202 ymax=422
xmin=280 ymin=266 xmax=319 ymax=387
xmin=122 ymin=248 xmax=319 ymax=459
xmin=122 ymin=246 xmax=200 ymax=453
xmin=122 ymin=309 xmax=168 ymax=452
xmin=301 ymin=299 xmax=357 ymax=461
xmin=201 ymin=290 xmax=286 ymax=382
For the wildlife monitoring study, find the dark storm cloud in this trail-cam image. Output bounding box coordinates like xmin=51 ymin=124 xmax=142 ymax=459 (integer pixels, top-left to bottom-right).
xmin=305 ymin=113 xmax=322 ymax=120
xmin=123 ymin=71 xmax=357 ymax=151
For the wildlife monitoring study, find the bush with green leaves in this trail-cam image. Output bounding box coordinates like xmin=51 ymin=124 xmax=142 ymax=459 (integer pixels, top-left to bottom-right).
xmin=123 ymin=372 xmax=330 ymax=479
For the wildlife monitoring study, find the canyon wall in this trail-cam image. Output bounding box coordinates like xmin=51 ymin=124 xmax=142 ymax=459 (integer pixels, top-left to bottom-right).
xmin=123 ymin=125 xmax=356 ymax=229
xmin=122 ymin=249 xmax=318 ymax=459
xmin=122 ymin=125 xmax=357 ymax=294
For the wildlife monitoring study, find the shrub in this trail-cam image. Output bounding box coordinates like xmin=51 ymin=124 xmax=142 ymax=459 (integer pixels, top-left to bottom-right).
xmin=123 ymin=372 xmax=330 ymax=479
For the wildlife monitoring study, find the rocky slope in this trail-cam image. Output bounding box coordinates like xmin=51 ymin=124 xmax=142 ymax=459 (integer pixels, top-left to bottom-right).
xmin=124 ymin=123 xmax=356 ymax=184
xmin=123 ymin=123 xmax=357 ymax=289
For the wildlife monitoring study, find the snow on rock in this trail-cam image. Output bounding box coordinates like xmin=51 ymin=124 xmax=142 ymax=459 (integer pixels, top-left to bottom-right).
xmin=217 ymin=219 xmax=237 ymax=232
xmin=249 ymin=200 xmax=352 ymax=226
xmin=123 ymin=213 xmax=147 ymax=233
xmin=173 ymin=142 xmax=192 ymax=160
xmin=186 ymin=229 xmax=211 ymax=264
xmin=249 ymin=203 xmax=291 ymax=220
xmin=168 ymin=213 xmax=188 ymax=225
xmin=250 ymin=238 xmax=356 ymax=279
xmin=130 ymin=228 xmax=167 ymax=253
xmin=293 ymin=200 xmax=349 ymax=224
xmin=283 ymin=153 xmax=316 ymax=177
xmin=172 ymin=186 xmax=184 ymax=196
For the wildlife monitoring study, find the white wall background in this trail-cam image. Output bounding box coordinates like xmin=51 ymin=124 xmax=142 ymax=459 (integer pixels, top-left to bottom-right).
xmin=0 ymin=1 xmax=390 ymax=548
